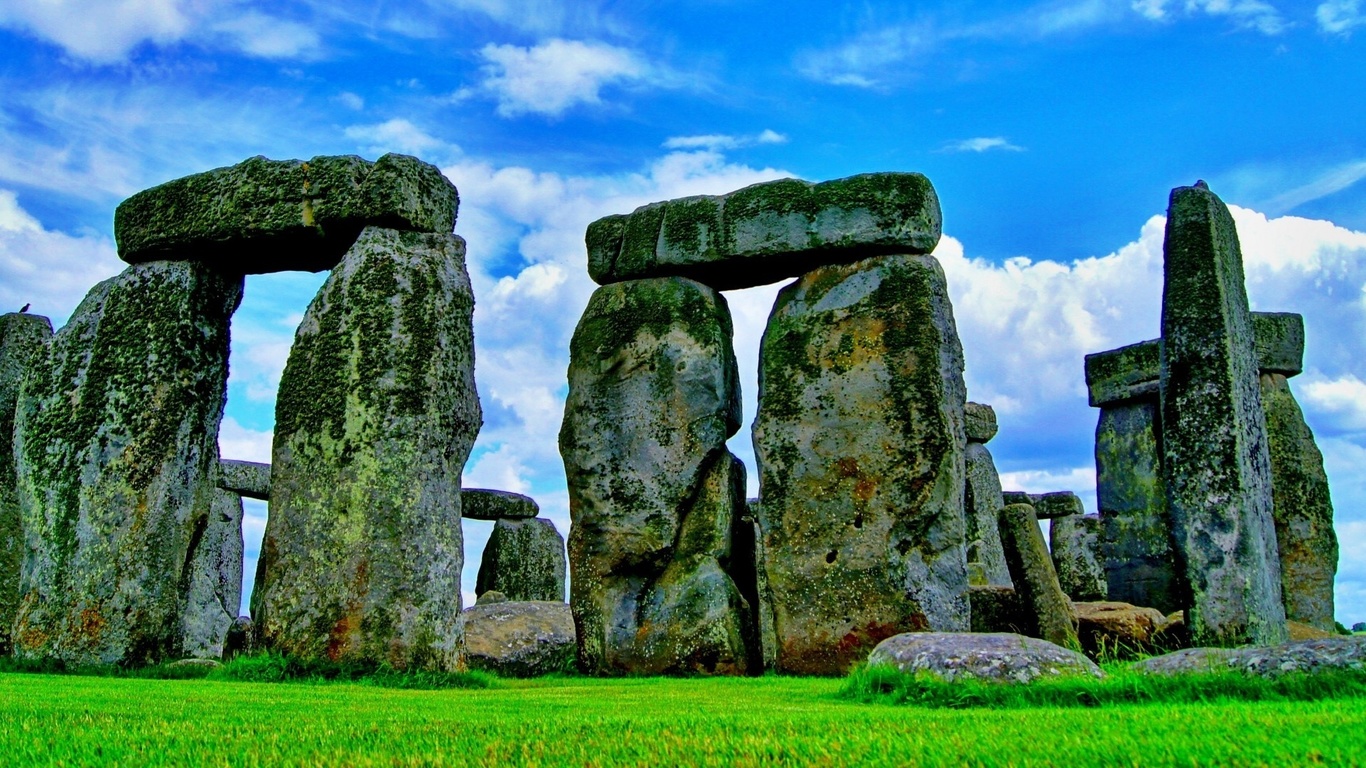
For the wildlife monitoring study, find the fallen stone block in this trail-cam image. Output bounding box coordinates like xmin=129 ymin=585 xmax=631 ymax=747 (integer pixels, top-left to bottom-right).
xmin=1131 ymin=636 xmax=1366 ymax=678
xmin=868 ymin=632 xmax=1103 ymax=684
xmin=462 ymin=600 xmax=576 ymax=678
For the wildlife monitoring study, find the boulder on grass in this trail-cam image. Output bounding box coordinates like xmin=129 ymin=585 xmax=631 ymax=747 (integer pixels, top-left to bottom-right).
xmin=867 ymin=632 xmax=1103 ymax=684
xmin=462 ymin=601 xmax=576 ymax=678
xmin=1073 ymin=601 xmax=1174 ymax=659
xmin=1131 ymin=636 xmax=1366 ymax=678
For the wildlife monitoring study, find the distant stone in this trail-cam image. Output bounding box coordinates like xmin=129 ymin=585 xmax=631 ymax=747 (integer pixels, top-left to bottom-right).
xmin=167 ymin=658 xmax=222 ymax=670
xmin=476 ymin=518 xmax=566 ymax=602
xmin=461 ymin=489 xmax=539 ymax=520
xmin=1132 ymin=636 xmax=1366 ymax=678
xmin=1287 ymin=621 xmax=1334 ymax=641
xmin=1073 ymin=601 xmax=1173 ymax=658
xmin=1050 ymin=513 xmax=1106 ymax=602
xmin=224 ymin=616 xmax=253 ymax=659
xmin=1159 ymin=183 xmax=1286 ymax=647
xmin=12 ymin=261 xmax=241 ymax=666
xmin=586 ymin=173 xmax=941 ymax=290
xmin=219 ymin=459 xmax=270 ymax=500
xmin=0 ymin=312 xmax=52 ymax=655
xmin=998 ymin=504 xmax=1077 ymax=648
xmin=964 ymin=442 xmax=1012 ymax=587
xmin=462 ymin=601 xmax=576 ymax=678
xmin=867 ymin=632 xmax=1103 ymax=684
xmin=476 ymin=590 xmax=508 ymax=605
xmin=1029 ymin=492 xmax=1084 ymax=520
xmin=181 ymin=489 xmax=244 ymax=659
xmin=754 ymin=253 xmax=969 ymax=675
xmin=253 ymin=227 xmax=481 ymax=672
xmin=1002 ymin=491 xmax=1032 ymax=507
xmin=1252 ymin=312 xmax=1304 ymax=377
xmin=115 ymin=153 xmax=459 ymax=273
xmin=969 ymin=586 xmax=1029 ymax=635
xmin=964 ymin=401 xmax=998 ymax=443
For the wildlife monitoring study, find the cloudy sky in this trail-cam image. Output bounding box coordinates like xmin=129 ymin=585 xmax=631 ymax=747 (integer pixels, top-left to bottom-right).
xmin=1 ymin=0 xmax=1364 ymax=623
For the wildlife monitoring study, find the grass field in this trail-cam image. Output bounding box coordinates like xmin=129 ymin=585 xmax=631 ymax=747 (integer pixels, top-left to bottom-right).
xmin=3 ymin=671 xmax=1364 ymax=766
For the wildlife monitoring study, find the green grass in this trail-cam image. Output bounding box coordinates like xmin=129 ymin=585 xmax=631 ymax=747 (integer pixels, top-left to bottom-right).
xmin=2 ymin=671 xmax=1365 ymax=766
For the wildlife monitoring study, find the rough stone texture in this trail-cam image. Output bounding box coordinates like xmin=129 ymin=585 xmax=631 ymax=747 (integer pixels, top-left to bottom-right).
xmin=586 ymin=174 xmax=941 ymax=291
xmin=0 ymin=312 xmax=53 ymax=654
xmin=180 ymin=489 xmax=243 ymax=659
xmin=1131 ymin=636 xmax=1366 ymax=678
xmin=1050 ymin=513 xmax=1107 ymax=602
xmin=224 ymin=616 xmax=253 ymax=659
xmin=253 ymin=226 xmax=480 ymax=672
xmin=868 ymin=632 xmax=1103 ymax=684
xmin=462 ymin=601 xmax=576 ymax=678
xmin=1029 ymin=492 xmax=1084 ymax=520
xmin=1073 ymin=601 xmax=1174 ymax=659
xmin=964 ymin=442 xmax=1011 ymax=588
xmin=1288 ymin=620 xmax=1334 ymax=641
xmin=739 ymin=498 xmax=778 ymax=671
xmin=964 ymin=401 xmax=998 ymax=443
xmin=753 ymin=253 xmax=968 ymax=676
xmin=1159 ymin=184 xmax=1287 ymax=647
xmin=115 ymin=154 xmax=460 ymax=273
xmin=475 ymin=518 xmax=566 ymax=602
xmin=1260 ymin=372 xmax=1337 ymax=632
xmin=560 ymin=277 xmax=755 ymax=676
xmin=476 ymin=591 xmax=507 ymax=605
xmin=219 ymin=460 xmax=270 ymax=500
xmin=1093 ymin=399 xmax=1184 ymax=614
xmin=1001 ymin=491 xmax=1032 ymax=507
xmin=1252 ymin=312 xmax=1304 ymax=376
xmin=12 ymin=261 xmax=241 ymax=665
xmin=998 ymin=504 xmax=1077 ymax=648
xmin=969 ymin=586 xmax=1029 ymax=635
xmin=461 ymin=489 xmax=538 ymax=520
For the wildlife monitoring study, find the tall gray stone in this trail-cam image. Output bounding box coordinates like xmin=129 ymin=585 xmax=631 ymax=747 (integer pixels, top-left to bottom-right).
xmin=476 ymin=518 xmax=566 ymax=602
xmin=181 ymin=489 xmax=243 ymax=659
xmin=1050 ymin=513 xmax=1107 ymax=602
xmin=1159 ymin=183 xmax=1286 ymax=647
xmin=1260 ymin=372 xmax=1337 ymax=632
xmin=13 ymin=262 xmax=241 ymax=665
xmin=560 ymin=277 xmax=756 ymax=675
xmin=753 ymin=253 xmax=968 ymax=676
xmin=999 ymin=503 xmax=1077 ymax=648
xmin=0 ymin=312 xmax=53 ymax=654
xmin=964 ymin=446 xmax=1011 ymax=587
xmin=253 ymin=226 xmax=480 ymax=671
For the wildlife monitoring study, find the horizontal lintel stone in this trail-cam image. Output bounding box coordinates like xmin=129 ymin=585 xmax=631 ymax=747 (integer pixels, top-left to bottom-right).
xmin=461 ymin=489 xmax=539 ymax=520
xmin=219 ymin=460 xmax=270 ymax=500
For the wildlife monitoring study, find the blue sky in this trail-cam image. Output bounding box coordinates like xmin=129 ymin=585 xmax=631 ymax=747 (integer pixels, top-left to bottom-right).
xmin=2 ymin=0 xmax=1365 ymax=623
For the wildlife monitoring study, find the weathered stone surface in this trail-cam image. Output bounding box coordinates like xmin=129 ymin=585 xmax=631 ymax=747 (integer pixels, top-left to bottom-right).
xmin=999 ymin=504 xmax=1077 ymax=648
xmin=461 ymin=489 xmax=538 ymax=520
xmin=115 ymin=154 xmax=459 ymax=273
xmin=13 ymin=261 xmax=241 ymax=665
xmin=964 ymin=401 xmax=998 ymax=443
xmin=1252 ymin=312 xmax=1304 ymax=376
xmin=561 ymin=277 xmax=755 ymax=675
xmin=253 ymin=226 xmax=480 ymax=671
xmin=1050 ymin=513 xmax=1106 ymax=602
xmin=868 ymin=632 xmax=1103 ymax=684
xmin=0 ymin=312 xmax=52 ymax=655
xmin=1073 ymin=601 xmax=1173 ymax=658
xmin=1132 ymin=636 xmax=1366 ymax=678
xmin=219 ymin=459 xmax=270 ymax=500
xmin=737 ymin=498 xmax=778 ymax=670
xmin=587 ymin=174 xmax=941 ymax=290
xmin=964 ymin=442 xmax=1011 ymax=587
xmin=462 ymin=601 xmax=576 ymax=678
xmin=1159 ymin=184 xmax=1286 ymax=647
xmin=1029 ymin=492 xmax=1084 ymax=520
xmin=476 ymin=518 xmax=566 ymax=602
xmin=969 ymin=586 xmax=1029 ymax=635
xmin=1260 ymin=372 xmax=1337 ymax=633
xmin=1288 ymin=620 xmax=1334 ymax=641
xmin=476 ymin=591 xmax=507 ymax=605
xmin=754 ymin=253 xmax=968 ymax=675
xmin=181 ymin=489 xmax=244 ymax=659
xmin=224 ymin=616 xmax=253 ymax=659
xmin=1001 ymin=490 xmax=1032 ymax=507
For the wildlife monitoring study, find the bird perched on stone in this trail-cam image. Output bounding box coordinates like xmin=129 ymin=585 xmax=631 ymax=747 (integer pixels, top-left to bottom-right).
xmin=18 ymin=303 xmax=29 ymax=313
xmin=1194 ymin=179 xmax=1209 ymax=190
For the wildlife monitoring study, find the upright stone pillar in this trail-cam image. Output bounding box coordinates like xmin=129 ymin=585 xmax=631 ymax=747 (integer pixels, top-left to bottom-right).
xmin=0 ymin=312 xmax=53 ymax=654
xmin=181 ymin=489 xmax=244 ymax=658
xmin=1050 ymin=513 xmax=1107 ymax=602
xmin=963 ymin=402 xmax=1011 ymax=587
xmin=999 ymin=503 xmax=1077 ymax=648
xmin=1159 ymin=183 xmax=1286 ymax=647
xmin=13 ymin=262 xmax=241 ymax=665
xmin=560 ymin=277 xmax=756 ymax=675
xmin=754 ymin=253 xmax=968 ymax=675
xmin=254 ymin=226 xmax=480 ymax=671
xmin=476 ymin=518 xmax=567 ymax=602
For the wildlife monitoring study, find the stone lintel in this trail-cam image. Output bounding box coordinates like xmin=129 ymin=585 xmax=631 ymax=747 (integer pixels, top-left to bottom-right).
xmin=219 ymin=460 xmax=270 ymax=500
xmin=461 ymin=489 xmax=540 ymax=520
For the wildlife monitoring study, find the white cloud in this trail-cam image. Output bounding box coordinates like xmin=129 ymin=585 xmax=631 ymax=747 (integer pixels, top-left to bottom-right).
xmin=1137 ymin=0 xmax=1288 ymax=33
xmin=1262 ymin=159 xmax=1366 ymax=213
xmin=211 ymin=12 xmax=322 ymax=60
xmin=940 ymin=137 xmax=1026 ymax=153
xmin=0 ymin=189 xmax=124 ymax=324
xmin=662 ymin=130 xmax=788 ymax=151
xmin=336 ymin=91 xmax=365 ymax=111
xmin=1317 ymin=0 xmax=1366 ymax=33
xmin=1300 ymin=375 xmax=1366 ymax=432
xmin=476 ymin=38 xmax=651 ymax=117
xmin=217 ymin=416 xmax=273 ymax=464
xmin=344 ymin=119 xmax=458 ymax=161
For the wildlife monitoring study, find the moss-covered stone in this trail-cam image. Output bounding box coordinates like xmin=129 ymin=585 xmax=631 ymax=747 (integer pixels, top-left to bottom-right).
xmin=181 ymin=489 xmax=243 ymax=659
xmin=1050 ymin=513 xmax=1107 ymax=602
xmin=475 ymin=518 xmax=566 ymax=602
xmin=0 ymin=312 xmax=53 ymax=654
xmin=12 ymin=261 xmax=241 ymax=666
xmin=752 ymin=253 xmax=968 ymax=676
xmin=964 ymin=443 xmax=1012 ymax=588
xmin=461 ymin=489 xmax=538 ymax=520
xmin=253 ymin=226 xmax=480 ymax=672
xmin=1252 ymin=312 xmax=1304 ymax=376
xmin=218 ymin=460 xmax=270 ymax=500
xmin=1260 ymin=373 xmax=1337 ymax=632
xmin=968 ymin=586 xmax=1029 ymax=634
xmin=999 ymin=503 xmax=1078 ymax=648
xmin=964 ymin=401 xmax=998 ymax=443
xmin=586 ymin=173 xmax=941 ymax=291
xmin=1029 ymin=491 xmax=1085 ymax=520
xmin=115 ymin=154 xmax=459 ymax=273
xmin=1159 ymin=183 xmax=1286 ymax=647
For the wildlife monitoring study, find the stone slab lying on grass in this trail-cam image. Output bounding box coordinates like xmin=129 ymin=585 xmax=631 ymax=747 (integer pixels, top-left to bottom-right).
xmin=586 ymin=173 xmax=941 ymax=290
xmin=462 ymin=601 xmax=576 ymax=678
xmin=867 ymin=632 xmax=1103 ymax=684
xmin=219 ymin=460 xmax=270 ymax=500
xmin=1073 ymin=601 xmax=1174 ymax=659
xmin=461 ymin=489 xmax=539 ymax=520
xmin=1131 ymin=636 xmax=1366 ymax=678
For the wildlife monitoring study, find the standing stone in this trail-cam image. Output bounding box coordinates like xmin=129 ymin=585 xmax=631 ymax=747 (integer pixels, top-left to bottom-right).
xmin=1159 ymin=183 xmax=1286 ymax=647
xmin=254 ymin=226 xmax=480 ymax=671
xmin=476 ymin=518 xmax=567 ymax=602
xmin=1050 ymin=513 xmax=1107 ymax=602
xmin=560 ymin=277 xmax=755 ymax=675
xmin=736 ymin=498 xmax=778 ymax=670
xmin=0 ymin=312 xmax=53 ymax=654
xmin=999 ymin=504 xmax=1077 ymax=648
xmin=181 ymin=489 xmax=244 ymax=659
xmin=753 ymin=253 xmax=969 ymax=676
xmin=1261 ymin=372 xmax=1338 ymax=632
xmin=964 ymin=403 xmax=1011 ymax=587
xmin=12 ymin=262 xmax=241 ymax=665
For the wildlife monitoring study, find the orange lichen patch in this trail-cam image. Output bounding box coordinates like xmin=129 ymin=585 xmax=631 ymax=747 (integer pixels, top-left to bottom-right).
xmin=75 ymin=606 xmax=107 ymax=643
xmin=326 ymin=611 xmax=360 ymax=661
xmin=835 ymin=457 xmax=860 ymax=478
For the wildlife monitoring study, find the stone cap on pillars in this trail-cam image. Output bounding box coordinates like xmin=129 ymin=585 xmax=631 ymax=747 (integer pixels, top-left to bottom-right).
xmin=965 ymin=401 xmax=998 ymax=443
xmin=115 ymin=153 xmax=459 ymax=274
xmin=219 ymin=460 xmax=270 ymax=500
xmin=1001 ymin=490 xmax=1084 ymax=520
xmin=461 ymin=488 xmax=539 ymax=520
xmin=585 ymin=172 xmax=941 ymax=291
xmin=1084 ymin=311 xmax=1304 ymax=407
